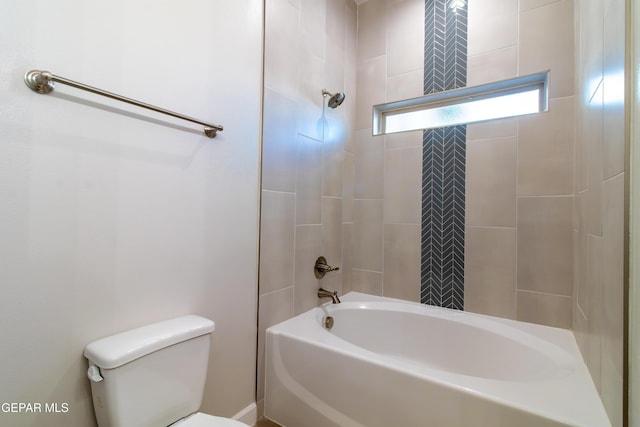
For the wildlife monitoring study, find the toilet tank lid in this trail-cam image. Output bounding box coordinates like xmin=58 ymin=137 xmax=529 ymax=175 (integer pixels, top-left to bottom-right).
xmin=84 ymin=315 xmax=215 ymax=369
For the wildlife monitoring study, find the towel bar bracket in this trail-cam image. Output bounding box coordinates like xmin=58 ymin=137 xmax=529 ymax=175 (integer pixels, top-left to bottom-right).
xmin=24 ymin=70 xmax=55 ymax=94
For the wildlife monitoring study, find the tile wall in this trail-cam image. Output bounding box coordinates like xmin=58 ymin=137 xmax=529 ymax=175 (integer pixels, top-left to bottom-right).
xmin=352 ymin=0 xmax=578 ymax=328
xmin=257 ymin=0 xmax=357 ymax=413
xmin=572 ymin=0 xmax=626 ymax=425
xmin=352 ymin=0 xmax=425 ymax=300
xmin=461 ymin=0 xmax=576 ymax=327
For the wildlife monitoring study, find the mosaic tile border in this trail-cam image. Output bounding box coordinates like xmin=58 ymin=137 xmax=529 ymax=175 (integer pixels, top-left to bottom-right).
xmin=420 ymin=0 xmax=467 ymax=310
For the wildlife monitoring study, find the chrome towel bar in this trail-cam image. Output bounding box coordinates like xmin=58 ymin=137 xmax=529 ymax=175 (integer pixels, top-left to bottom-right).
xmin=24 ymin=69 xmax=223 ymax=138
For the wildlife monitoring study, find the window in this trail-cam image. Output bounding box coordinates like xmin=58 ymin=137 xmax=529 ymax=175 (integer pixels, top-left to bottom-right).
xmin=372 ymin=71 xmax=549 ymax=135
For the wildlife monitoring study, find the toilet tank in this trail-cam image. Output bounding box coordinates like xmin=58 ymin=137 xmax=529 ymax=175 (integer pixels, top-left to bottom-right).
xmin=84 ymin=315 xmax=215 ymax=427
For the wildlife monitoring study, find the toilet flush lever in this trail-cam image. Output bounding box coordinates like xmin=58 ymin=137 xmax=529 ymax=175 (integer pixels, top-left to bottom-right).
xmin=87 ymin=363 xmax=103 ymax=382
xmin=314 ymin=256 xmax=339 ymax=279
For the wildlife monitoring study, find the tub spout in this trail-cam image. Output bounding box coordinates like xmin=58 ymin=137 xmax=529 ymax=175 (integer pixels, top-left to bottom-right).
xmin=318 ymin=288 xmax=341 ymax=304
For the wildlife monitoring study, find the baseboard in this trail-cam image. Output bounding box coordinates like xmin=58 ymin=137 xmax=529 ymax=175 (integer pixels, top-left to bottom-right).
xmin=233 ymin=401 xmax=258 ymax=425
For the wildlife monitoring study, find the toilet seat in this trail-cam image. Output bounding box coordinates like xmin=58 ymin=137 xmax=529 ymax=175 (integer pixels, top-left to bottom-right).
xmin=172 ymin=412 xmax=250 ymax=427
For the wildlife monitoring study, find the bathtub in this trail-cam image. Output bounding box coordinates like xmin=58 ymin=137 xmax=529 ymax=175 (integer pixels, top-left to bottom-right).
xmin=264 ymin=292 xmax=610 ymax=427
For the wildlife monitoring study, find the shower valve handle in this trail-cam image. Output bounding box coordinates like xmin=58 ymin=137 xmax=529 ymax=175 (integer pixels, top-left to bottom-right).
xmin=314 ymin=256 xmax=339 ymax=279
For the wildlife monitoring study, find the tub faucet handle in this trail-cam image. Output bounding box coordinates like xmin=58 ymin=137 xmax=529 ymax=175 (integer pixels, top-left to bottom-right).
xmin=314 ymin=256 xmax=340 ymax=279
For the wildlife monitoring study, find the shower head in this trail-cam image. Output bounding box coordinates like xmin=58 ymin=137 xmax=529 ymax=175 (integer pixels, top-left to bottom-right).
xmin=322 ymin=89 xmax=346 ymax=108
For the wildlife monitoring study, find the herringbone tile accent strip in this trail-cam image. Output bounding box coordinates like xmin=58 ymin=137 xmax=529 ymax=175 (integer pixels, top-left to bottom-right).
xmin=421 ymin=0 xmax=467 ymax=310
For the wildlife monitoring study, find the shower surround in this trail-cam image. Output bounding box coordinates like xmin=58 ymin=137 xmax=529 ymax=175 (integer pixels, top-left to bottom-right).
xmin=258 ymin=0 xmax=624 ymax=424
xmin=258 ymin=0 xmax=579 ymax=402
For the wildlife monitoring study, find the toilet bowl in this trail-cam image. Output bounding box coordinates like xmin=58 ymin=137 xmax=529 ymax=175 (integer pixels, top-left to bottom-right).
xmin=84 ymin=315 xmax=250 ymax=427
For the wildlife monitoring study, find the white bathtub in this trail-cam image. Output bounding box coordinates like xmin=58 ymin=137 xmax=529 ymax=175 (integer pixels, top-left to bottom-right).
xmin=265 ymin=292 xmax=610 ymax=427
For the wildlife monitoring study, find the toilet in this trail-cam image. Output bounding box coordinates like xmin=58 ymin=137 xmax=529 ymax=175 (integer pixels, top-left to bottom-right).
xmin=84 ymin=315 xmax=250 ymax=427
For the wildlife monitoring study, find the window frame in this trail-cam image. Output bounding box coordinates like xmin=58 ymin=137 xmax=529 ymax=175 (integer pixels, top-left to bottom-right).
xmin=372 ymin=71 xmax=549 ymax=135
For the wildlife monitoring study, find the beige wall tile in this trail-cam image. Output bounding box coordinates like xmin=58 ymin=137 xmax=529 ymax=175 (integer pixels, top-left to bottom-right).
xmin=299 ymin=0 xmax=326 ymax=59
xmin=325 ymin=0 xmax=346 ymax=94
xmin=326 ymin=45 xmax=346 ymax=102
xmin=259 ymin=191 xmax=296 ymax=295
xmin=576 ymin=191 xmax=588 ymax=310
xmin=352 ymin=268 xmax=383 ymax=295
xmin=601 ymin=353 xmax=624 ymax=427
xmin=356 ymin=56 xmax=387 ymax=130
xmin=575 ymin=213 xmax=590 ymax=312
xmin=518 ymin=97 xmax=575 ymax=196
xmin=602 ymin=2 xmax=626 ymax=179
xmin=260 ymin=286 xmax=293 ymax=334
xmin=384 ymin=147 xmax=422 ymax=224
xmin=386 ymin=0 xmax=424 ymax=76
xmin=466 ymin=137 xmax=517 ymax=227
xmin=326 ymin=0 xmax=346 ymax=77
xmin=322 ymin=196 xmax=343 ymax=267
xmin=342 ymin=151 xmax=355 ymax=222
xmin=604 ymin=0 xmax=620 ymax=15
xmin=257 ymin=287 xmax=294 ymax=401
xmin=517 ymin=196 xmax=573 ymax=295
xmin=519 ymin=0 xmax=575 ymax=98
xmin=343 ymin=94 xmax=357 ymax=155
xmin=464 ymin=227 xmax=517 ymax=319
xmin=296 ymin=134 xmax=323 ymax=224
xmin=345 ymin=0 xmax=357 ymax=59
xmin=297 ymin=49 xmax=325 ymax=141
xmin=602 ymin=173 xmax=624 ymax=376
xmin=468 ymin=0 xmax=518 ymax=56
xmin=577 ymin=0 xmax=603 ymax=100
xmin=517 ymin=290 xmax=572 ymax=328
xmin=294 ymin=225 xmax=323 ymax=314
xmin=384 ymin=129 xmax=423 ymax=150
xmin=323 ymin=118 xmax=345 ymax=197
xmin=586 ymin=235 xmax=603 ymax=391
xmin=353 ymin=199 xmax=383 ymax=271
xmin=572 ymin=305 xmax=589 ymax=375
xmin=262 ymin=89 xmax=298 ymax=192
xmin=586 ymin=83 xmax=604 ymax=236
xmin=467 ymin=117 xmax=517 ymax=141
xmin=342 ymin=223 xmax=354 ymax=294
xmin=520 ymin=0 xmax=561 ymax=12
xmin=576 ymin=100 xmax=589 ymax=192
xmin=357 ymin=0 xmax=387 ymax=61
xmin=345 ymin=8 xmax=358 ymax=132
xmin=386 ymin=69 xmax=423 ymax=102
xmin=354 ymin=129 xmax=384 ymax=198
xmin=264 ymin=0 xmax=299 ymax=97
xmin=383 ymin=224 xmax=420 ymax=302
xmin=326 ymin=0 xmax=345 ymax=49
xmin=467 ymin=46 xmax=518 ymax=87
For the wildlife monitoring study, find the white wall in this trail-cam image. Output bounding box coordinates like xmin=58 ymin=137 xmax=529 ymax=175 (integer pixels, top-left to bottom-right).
xmin=0 ymin=1 xmax=262 ymax=426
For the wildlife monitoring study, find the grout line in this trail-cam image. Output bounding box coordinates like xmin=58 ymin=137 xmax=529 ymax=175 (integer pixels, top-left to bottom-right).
xmin=516 ymin=288 xmax=573 ymax=299
xmin=517 ymin=194 xmax=575 ymax=199
xmin=515 ymin=115 xmax=520 ymax=317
